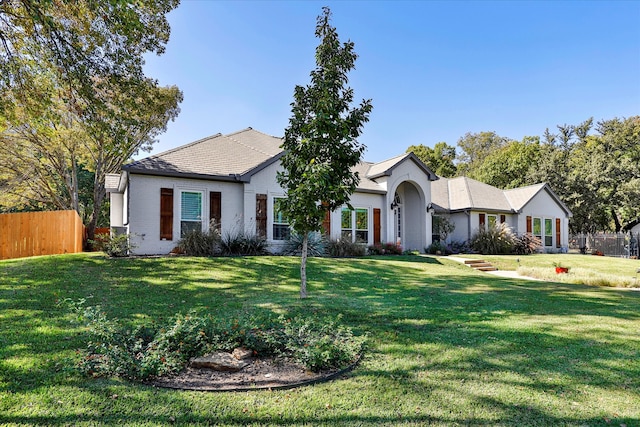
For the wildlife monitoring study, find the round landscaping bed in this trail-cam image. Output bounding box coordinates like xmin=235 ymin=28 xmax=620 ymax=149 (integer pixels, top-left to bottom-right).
xmin=148 ymin=353 xmax=362 ymax=392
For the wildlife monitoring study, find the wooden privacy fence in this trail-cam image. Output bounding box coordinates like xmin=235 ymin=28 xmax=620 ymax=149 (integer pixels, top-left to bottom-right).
xmin=0 ymin=210 xmax=84 ymax=260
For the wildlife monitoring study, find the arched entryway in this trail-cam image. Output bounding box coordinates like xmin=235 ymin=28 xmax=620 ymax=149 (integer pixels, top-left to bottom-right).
xmin=391 ymin=181 xmax=426 ymax=251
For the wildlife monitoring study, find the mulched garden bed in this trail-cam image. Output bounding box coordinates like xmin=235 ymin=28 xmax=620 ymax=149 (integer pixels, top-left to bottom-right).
xmin=148 ymin=355 xmax=360 ymax=392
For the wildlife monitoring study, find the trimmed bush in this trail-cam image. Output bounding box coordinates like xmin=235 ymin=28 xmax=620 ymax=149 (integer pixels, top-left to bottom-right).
xmin=326 ymin=239 xmax=366 ymax=257
xmin=426 ymin=240 xmax=449 ymax=255
xmin=98 ymin=232 xmax=135 ymax=257
xmin=368 ymin=242 xmax=402 ymax=255
xmin=426 ymin=240 xmax=472 ymax=255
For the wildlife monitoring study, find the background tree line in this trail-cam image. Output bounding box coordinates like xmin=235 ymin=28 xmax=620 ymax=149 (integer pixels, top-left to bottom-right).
xmin=408 ymin=116 xmax=640 ymax=234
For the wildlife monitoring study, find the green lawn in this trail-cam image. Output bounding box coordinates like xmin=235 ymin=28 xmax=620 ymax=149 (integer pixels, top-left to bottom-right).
xmin=462 ymin=253 xmax=640 ymax=287
xmin=1 ymin=253 xmax=639 ymax=426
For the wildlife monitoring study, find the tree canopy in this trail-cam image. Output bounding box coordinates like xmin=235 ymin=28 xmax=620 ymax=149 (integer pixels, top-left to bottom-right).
xmin=407 ymin=116 xmax=639 ymax=234
xmin=0 ymin=0 xmax=182 ymax=240
xmin=406 ymin=142 xmax=457 ymax=177
xmin=277 ymin=7 xmax=372 ymax=298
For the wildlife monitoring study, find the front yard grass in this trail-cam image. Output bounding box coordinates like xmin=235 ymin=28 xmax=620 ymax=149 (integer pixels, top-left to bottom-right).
xmin=465 ymin=253 xmax=640 ymax=287
xmin=1 ymin=253 xmax=639 ymax=426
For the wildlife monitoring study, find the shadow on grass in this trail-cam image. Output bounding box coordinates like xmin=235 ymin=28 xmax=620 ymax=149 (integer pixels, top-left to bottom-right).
xmin=1 ymin=253 xmax=639 ymax=425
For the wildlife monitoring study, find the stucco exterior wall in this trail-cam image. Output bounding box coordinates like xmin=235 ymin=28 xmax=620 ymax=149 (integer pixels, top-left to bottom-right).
xmin=110 ymin=192 xmax=124 ymax=227
xmin=517 ymin=189 xmax=570 ymax=251
xmin=444 ymin=212 xmax=471 ymax=243
xmin=381 ymin=160 xmax=433 ymax=251
xmin=116 ymin=155 xmax=438 ymax=255
xmin=333 ymin=191 xmax=386 ymax=245
xmin=127 ymin=174 xmax=244 ymax=255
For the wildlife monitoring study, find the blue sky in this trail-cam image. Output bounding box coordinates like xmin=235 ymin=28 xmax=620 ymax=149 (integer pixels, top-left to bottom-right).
xmin=143 ymin=0 xmax=640 ymax=163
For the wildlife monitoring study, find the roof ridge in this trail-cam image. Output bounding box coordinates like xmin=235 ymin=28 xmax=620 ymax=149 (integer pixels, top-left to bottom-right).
xmin=374 ymin=152 xmax=410 ymax=165
xmin=224 ymin=128 xmax=283 ymax=159
xmin=504 ymin=182 xmax=546 ymax=192
xmin=463 ymin=176 xmax=474 ymax=208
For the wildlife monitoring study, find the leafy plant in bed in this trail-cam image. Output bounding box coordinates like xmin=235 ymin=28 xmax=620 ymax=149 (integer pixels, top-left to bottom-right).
xmin=69 ymin=303 xmax=366 ymax=382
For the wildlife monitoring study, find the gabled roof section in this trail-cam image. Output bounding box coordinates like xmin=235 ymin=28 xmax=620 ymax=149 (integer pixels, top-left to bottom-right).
xmin=432 ymin=176 xmax=513 ymax=213
xmin=432 ymin=177 xmax=572 ymax=216
xmin=352 ymin=161 xmax=385 ymax=194
xmin=123 ymin=128 xmax=284 ymax=182
xmin=366 ymin=152 xmax=438 ymax=181
xmin=504 ymin=183 xmax=572 ymax=216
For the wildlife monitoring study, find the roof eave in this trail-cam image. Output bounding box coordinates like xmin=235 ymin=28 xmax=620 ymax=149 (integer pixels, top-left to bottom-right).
xmin=239 ymin=151 xmax=285 ymax=182
xmin=354 ymin=188 xmax=386 ymax=195
xmin=124 ymin=167 xmax=248 ymax=183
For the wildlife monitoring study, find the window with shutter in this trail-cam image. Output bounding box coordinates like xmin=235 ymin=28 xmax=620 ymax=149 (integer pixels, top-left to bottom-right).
xmin=160 ymin=188 xmax=174 ymax=240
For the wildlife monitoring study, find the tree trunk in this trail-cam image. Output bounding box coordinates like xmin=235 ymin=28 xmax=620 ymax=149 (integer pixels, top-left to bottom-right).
xmin=611 ymin=208 xmax=622 ymax=233
xmin=86 ymin=171 xmax=106 ymax=245
xmin=300 ymin=233 xmax=308 ymax=299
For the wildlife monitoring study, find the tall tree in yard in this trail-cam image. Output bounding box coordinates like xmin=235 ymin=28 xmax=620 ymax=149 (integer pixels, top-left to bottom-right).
xmin=277 ymin=7 xmax=372 ymax=298
xmin=0 ymin=1 xmax=182 ymax=240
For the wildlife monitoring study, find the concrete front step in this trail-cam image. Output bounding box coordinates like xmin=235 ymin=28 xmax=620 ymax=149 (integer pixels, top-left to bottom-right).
xmin=475 ymin=266 xmax=498 ymax=272
xmin=463 ymin=259 xmax=497 ymax=272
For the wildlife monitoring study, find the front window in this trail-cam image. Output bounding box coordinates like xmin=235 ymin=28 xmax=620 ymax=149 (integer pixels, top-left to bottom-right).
xmin=181 ymin=191 xmax=202 ymax=237
xmin=487 ymin=214 xmax=498 ymax=229
xmin=341 ymin=208 xmax=352 ymax=241
xmin=273 ymin=198 xmax=290 ymax=240
xmin=355 ymin=208 xmax=368 ymax=243
xmin=341 ymin=207 xmax=369 ymax=243
xmin=544 ymin=218 xmax=553 ymax=247
xmin=533 ymin=217 xmax=542 ymax=242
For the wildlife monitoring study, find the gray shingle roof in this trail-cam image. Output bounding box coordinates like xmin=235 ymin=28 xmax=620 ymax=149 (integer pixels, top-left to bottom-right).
xmin=503 ymin=183 xmax=547 ymax=211
xmin=432 ymin=177 xmax=571 ymax=216
xmin=366 ymin=152 xmax=438 ymax=181
xmin=504 ymin=183 xmax=572 ymax=216
xmin=124 ymin=128 xmax=283 ymax=181
xmin=432 ymin=176 xmax=514 ymax=213
xmin=353 ymin=162 xmax=385 ymax=193
xmin=122 ymin=128 xmax=435 ymax=192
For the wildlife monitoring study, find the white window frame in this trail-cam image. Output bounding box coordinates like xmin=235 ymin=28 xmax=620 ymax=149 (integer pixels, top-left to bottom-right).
xmin=341 ymin=206 xmax=370 ymax=243
xmin=179 ymin=190 xmax=203 ymax=237
xmin=272 ymin=197 xmax=290 ymax=241
xmin=544 ymin=218 xmax=553 ymax=247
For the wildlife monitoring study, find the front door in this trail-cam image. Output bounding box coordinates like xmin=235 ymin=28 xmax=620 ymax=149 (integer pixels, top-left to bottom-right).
xmin=393 ymin=192 xmax=402 ymax=245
